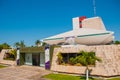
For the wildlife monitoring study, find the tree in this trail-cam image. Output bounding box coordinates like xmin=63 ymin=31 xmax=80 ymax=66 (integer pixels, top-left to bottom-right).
xmin=0 ymin=43 xmax=10 ymax=52
xmin=2 ymin=43 xmax=10 ymax=49
xmin=14 ymin=42 xmax=20 ymax=48
xmin=78 ymin=51 xmax=102 ymax=80
xmin=35 ymin=40 xmax=41 ymax=47
xmin=9 ymin=49 xmax=17 ymax=60
xmin=57 ymin=52 xmax=63 ymax=64
xmin=114 ymin=40 xmax=120 ymax=44
xmin=0 ymin=45 xmax=3 ymax=52
xmin=14 ymin=41 xmax=26 ymax=48
xmin=42 ymin=42 xmax=47 ymax=46
xmin=20 ymin=41 xmax=25 ymax=48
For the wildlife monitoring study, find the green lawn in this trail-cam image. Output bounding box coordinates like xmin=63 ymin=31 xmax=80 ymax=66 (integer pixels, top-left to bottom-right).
xmin=43 ymin=73 xmax=120 ymax=80
xmin=0 ymin=64 xmax=7 ymax=68
xmin=107 ymin=77 xmax=120 ymax=80
xmin=43 ymin=73 xmax=97 ymax=80
xmin=4 ymin=57 xmax=15 ymax=61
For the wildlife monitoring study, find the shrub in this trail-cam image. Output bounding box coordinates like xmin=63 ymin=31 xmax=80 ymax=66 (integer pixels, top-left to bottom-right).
xmin=75 ymin=63 xmax=82 ymax=66
xmin=69 ymin=57 xmax=78 ymax=65
xmin=114 ymin=41 xmax=120 ymax=44
xmin=57 ymin=52 xmax=63 ymax=64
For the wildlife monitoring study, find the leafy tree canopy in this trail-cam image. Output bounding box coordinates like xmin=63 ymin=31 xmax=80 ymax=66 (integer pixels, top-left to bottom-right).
xmin=35 ymin=40 xmax=41 ymax=47
xmin=0 ymin=43 xmax=10 ymax=51
xmin=114 ymin=40 xmax=120 ymax=44
xmin=14 ymin=41 xmax=26 ymax=48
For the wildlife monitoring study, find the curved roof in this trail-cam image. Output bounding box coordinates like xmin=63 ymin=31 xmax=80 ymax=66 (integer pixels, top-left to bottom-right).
xmin=43 ymin=28 xmax=113 ymax=41
xmin=42 ymin=16 xmax=114 ymax=45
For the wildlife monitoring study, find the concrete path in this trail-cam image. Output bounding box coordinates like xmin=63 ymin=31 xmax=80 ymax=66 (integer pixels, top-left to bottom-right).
xmin=0 ymin=65 xmax=51 ymax=80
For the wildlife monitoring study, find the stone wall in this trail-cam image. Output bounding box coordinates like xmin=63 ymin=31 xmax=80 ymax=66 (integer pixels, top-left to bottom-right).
xmin=51 ymin=45 xmax=120 ymax=77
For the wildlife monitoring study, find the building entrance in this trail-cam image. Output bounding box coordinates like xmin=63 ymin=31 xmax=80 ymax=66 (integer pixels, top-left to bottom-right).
xmin=32 ymin=53 xmax=40 ymax=66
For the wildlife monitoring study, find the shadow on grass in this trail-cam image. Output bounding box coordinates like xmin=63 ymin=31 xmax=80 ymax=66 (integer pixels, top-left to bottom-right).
xmin=80 ymin=76 xmax=95 ymax=80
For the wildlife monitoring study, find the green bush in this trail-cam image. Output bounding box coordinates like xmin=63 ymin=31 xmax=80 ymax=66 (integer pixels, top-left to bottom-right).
xmin=0 ymin=45 xmax=3 ymax=52
xmin=114 ymin=41 xmax=120 ymax=44
xmin=0 ymin=43 xmax=10 ymax=52
xmin=57 ymin=52 xmax=63 ymax=64
xmin=69 ymin=57 xmax=77 ymax=65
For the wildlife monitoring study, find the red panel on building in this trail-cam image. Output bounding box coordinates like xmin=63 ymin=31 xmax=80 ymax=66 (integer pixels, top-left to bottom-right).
xmin=79 ymin=16 xmax=86 ymax=28
xmin=79 ymin=16 xmax=86 ymax=21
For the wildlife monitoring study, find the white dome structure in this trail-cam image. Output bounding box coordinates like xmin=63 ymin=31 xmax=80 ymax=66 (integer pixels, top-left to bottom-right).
xmin=42 ymin=16 xmax=114 ymax=45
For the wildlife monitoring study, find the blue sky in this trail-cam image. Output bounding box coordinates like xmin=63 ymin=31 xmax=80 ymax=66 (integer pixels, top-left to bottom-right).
xmin=0 ymin=0 xmax=120 ymax=46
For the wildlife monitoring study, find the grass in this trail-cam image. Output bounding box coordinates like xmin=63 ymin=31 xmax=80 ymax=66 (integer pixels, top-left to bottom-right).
xmin=43 ymin=73 xmax=97 ymax=80
xmin=0 ymin=64 xmax=7 ymax=68
xmin=107 ymin=77 xmax=120 ymax=80
xmin=4 ymin=58 xmax=15 ymax=61
xmin=43 ymin=73 xmax=120 ymax=80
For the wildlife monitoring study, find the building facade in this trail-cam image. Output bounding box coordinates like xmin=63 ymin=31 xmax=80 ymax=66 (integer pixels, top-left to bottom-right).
xmin=51 ymin=45 xmax=120 ymax=77
xmin=43 ymin=16 xmax=114 ymax=45
xmin=20 ymin=47 xmax=45 ymax=67
xmin=18 ymin=16 xmax=118 ymax=77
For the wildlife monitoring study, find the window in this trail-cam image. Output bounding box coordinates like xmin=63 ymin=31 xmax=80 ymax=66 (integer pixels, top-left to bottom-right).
xmin=62 ymin=53 xmax=77 ymax=63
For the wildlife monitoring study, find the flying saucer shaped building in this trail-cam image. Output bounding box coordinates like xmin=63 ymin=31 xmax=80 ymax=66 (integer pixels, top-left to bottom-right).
xmin=42 ymin=16 xmax=114 ymax=45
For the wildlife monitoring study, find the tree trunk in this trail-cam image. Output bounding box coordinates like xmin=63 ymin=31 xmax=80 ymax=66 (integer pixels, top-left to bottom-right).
xmin=86 ymin=66 xmax=89 ymax=80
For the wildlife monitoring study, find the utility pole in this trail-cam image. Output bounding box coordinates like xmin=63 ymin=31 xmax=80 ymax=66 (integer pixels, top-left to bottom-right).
xmin=93 ymin=0 xmax=96 ymax=16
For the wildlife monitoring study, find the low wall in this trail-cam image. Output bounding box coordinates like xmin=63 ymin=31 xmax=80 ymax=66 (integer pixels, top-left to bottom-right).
xmin=51 ymin=45 xmax=120 ymax=77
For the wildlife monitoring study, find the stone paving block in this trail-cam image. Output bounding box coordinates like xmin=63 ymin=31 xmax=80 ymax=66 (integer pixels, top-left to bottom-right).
xmin=0 ymin=66 xmax=51 ymax=80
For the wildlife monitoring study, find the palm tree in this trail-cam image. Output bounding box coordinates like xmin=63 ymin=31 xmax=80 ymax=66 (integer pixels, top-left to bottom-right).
xmin=78 ymin=51 xmax=102 ymax=80
xmin=20 ymin=41 xmax=25 ymax=48
xmin=35 ymin=40 xmax=41 ymax=47
xmin=14 ymin=42 xmax=20 ymax=48
xmin=9 ymin=49 xmax=17 ymax=59
xmin=14 ymin=41 xmax=26 ymax=48
xmin=42 ymin=42 xmax=47 ymax=46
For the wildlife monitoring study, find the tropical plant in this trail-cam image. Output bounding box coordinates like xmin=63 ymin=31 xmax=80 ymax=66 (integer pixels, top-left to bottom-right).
xmin=4 ymin=49 xmax=17 ymax=61
xmin=57 ymin=52 xmax=63 ymax=64
xmin=42 ymin=42 xmax=47 ymax=46
xmin=69 ymin=57 xmax=78 ymax=65
xmin=20 ymin=41 xmax=25 ymax=48
xmin=14 ymin=42 xmax=20 ymax=48
xmin=35 ymin=40 xmax=41 ymax=47
xmin=0 ymin=45 xmax=2 ymax=52
xmin=14 ymin=41 xmax=26 ymax=48
xmin=1 ymin=43 xmax=10 ymax=49
xmin=78 ymin=51 xmax=102 ymax=80
xmin=114 ymin=40 xmax=120 ymax=44
xmin=9 ymin=49 xmax=17 ymax=59
xmin=0 ymin=43 xmax=10 ymax=52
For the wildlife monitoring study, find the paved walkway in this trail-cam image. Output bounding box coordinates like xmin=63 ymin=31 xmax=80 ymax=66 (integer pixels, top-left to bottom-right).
xmin=0 ymin=65 xmax=51 ymax=80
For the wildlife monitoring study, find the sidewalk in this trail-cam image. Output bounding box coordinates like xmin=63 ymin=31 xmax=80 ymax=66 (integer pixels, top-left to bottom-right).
xmin=0 ymin=49 xmax=51 ymax=80
xmin=0 ymin=65 xmax=51 ymax=80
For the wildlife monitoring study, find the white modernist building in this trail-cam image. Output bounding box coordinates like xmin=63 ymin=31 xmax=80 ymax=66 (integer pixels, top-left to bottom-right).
xmin=43 ymin=16 xmax=114 ymax=45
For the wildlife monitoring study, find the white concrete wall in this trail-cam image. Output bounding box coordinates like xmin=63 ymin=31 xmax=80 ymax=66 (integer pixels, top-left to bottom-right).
xmin=82 ymin=17 xmax=106 ymax=30
xmin=72 ymin=17 xmax=80 ymax=30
